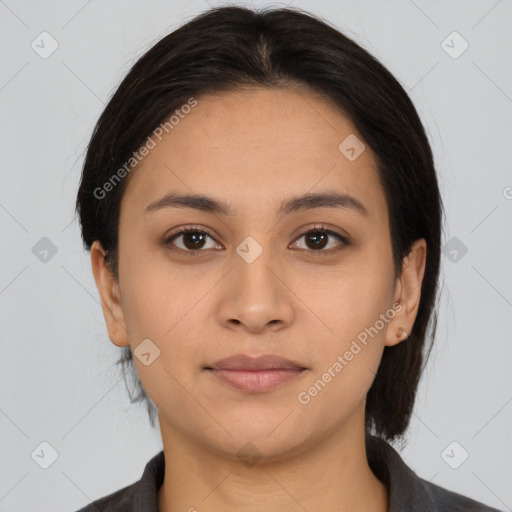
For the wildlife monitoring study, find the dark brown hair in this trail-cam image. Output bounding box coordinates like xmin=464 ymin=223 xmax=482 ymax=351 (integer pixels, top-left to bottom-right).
xmin=75 ymin=5 xmax=444 ymax=442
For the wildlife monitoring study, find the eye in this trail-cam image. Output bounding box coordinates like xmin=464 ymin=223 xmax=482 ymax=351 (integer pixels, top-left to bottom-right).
xmin=164 ymin=224 xmax=349 ymax=255
xmin=165 ymin=226 xmax=221 ymax=253
xmin=290 ymin=224 xmax=349 ymax=253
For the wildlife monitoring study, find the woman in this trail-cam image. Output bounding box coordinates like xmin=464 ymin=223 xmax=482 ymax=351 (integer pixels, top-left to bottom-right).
xmin=75 ymin=5 xmax=502 ymax=511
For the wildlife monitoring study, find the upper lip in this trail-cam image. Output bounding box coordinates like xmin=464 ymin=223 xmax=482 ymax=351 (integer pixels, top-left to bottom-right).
xmin=206 ymin=354 xmax=307 ymax=371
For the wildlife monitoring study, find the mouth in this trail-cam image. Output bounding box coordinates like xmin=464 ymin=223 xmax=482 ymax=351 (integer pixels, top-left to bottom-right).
xmin=204 ymin=354 xmax=308 ymax=393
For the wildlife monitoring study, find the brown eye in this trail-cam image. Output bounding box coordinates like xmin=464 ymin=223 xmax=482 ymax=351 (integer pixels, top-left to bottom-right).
xmin=165 ymin=228 xmax=220 ymax=252
xmin=291 ymin=226 xmax=349 ymax=253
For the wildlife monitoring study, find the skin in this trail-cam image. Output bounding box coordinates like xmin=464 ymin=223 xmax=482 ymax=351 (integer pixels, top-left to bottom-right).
xmin=91 ymin=86 xmax=426 ymax=512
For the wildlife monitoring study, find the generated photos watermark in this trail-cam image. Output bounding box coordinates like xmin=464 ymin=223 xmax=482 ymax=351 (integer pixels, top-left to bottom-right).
xmin=297 ymin=302 xmax=403 ymax=405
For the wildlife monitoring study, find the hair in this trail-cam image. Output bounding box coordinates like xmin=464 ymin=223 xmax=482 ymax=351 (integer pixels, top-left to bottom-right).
xmin=75 ymin=5 xmax=444 ymax=442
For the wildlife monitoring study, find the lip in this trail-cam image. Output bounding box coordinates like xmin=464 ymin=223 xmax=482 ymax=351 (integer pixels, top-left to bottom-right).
xmin=206 ymin=353 xmax=307 ymax=371
xmin=204 ymin=354 xmax=307 ymax=393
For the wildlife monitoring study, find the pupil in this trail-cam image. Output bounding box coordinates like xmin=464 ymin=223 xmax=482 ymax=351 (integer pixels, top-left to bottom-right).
xmin=185 ymin=232 xmax=204 ymax=249
xmin=307 ymin=232 xmax=327 ymax=250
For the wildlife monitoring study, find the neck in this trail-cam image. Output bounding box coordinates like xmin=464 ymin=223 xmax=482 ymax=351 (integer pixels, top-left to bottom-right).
xmin=157 ymin=406 xmax=388 ymax=512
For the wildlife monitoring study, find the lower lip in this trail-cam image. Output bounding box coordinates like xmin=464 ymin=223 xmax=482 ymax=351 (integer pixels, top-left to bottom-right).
xmin=206 ymin=368 xmax=305 ymax=392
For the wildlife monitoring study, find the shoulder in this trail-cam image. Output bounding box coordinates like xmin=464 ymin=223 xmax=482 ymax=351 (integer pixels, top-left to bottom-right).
xmin=74 ymin=481 xmax=138 ymax=511
xmin=73 ymin=450 xmax=165 ymax=512
xmin=419 ymin=479 xmax=504 ymax=512
xmin=365 ymin=434 xmax=503 ymax=512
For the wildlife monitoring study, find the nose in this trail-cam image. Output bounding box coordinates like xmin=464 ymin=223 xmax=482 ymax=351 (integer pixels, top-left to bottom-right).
xmin=216 ymin=244 xmax=295 ymax=333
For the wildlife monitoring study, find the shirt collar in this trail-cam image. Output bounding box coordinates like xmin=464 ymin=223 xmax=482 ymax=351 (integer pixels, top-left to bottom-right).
xmin=131 ymin=449 xmax=164 ymax=511
xmin=366 ymin=433 xmax=436 ymax=511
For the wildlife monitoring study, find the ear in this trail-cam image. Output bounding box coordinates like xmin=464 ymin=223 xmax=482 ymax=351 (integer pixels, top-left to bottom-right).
xmin=385 ymin=238 xmax=427 ymax=347
xmin=90 ymin=240 xmax=130 ymax=347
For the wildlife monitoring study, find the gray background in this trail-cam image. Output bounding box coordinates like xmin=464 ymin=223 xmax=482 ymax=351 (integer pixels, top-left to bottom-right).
xmin=1 ymin=0 xmax=511 ymax=511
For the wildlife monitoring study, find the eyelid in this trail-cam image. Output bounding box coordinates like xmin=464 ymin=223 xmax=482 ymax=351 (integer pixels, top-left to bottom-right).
xmin=293 ymin=223 xmax=349 ymax=242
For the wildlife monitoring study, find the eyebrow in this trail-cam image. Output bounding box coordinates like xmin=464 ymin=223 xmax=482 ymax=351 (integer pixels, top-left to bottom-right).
xmin=144 ymin=190 xmax=369 ymax=217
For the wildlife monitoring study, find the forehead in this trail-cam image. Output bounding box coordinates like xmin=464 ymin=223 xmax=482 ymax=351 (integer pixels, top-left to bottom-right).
xmin=120 ymin=86 xmax=386 ymax=221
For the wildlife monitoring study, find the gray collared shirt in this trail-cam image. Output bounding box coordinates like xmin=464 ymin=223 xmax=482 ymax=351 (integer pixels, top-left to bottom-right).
xmin=75 ymin=434 xmax=503 ymax=511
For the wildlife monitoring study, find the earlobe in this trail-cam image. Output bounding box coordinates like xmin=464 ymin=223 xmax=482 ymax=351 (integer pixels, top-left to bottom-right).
xmin=90 ymin=241 xmax=130 ymax=347
xmin=385 ymin=238 xmax=427 ymax=347
xmin=396 ymin=326 xmax=408 ymax=341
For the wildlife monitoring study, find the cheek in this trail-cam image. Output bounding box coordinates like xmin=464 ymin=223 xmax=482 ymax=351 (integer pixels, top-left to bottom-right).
xmin=295 ymin=344 xmax=382 ymax=427
xmin=118 ymin=244 xmax=193 ymax=339
xmin=299 ymin=265 xmax=390 ymax=336
xmin=118 ymin=257 xmax=213 ymax=383
xmin=301 ymin=266 xmax=392 ymax=387
xmin=298 ymin=304 xmax=387 ymax=415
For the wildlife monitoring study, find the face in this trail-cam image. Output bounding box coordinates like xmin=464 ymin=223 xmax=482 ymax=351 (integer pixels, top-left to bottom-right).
xmin=91 ymin=86 xmax=426 ymax=461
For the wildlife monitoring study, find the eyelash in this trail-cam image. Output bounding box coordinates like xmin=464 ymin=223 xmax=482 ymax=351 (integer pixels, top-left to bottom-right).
xmin=164 ymin=224 xmax=350 ymax=256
